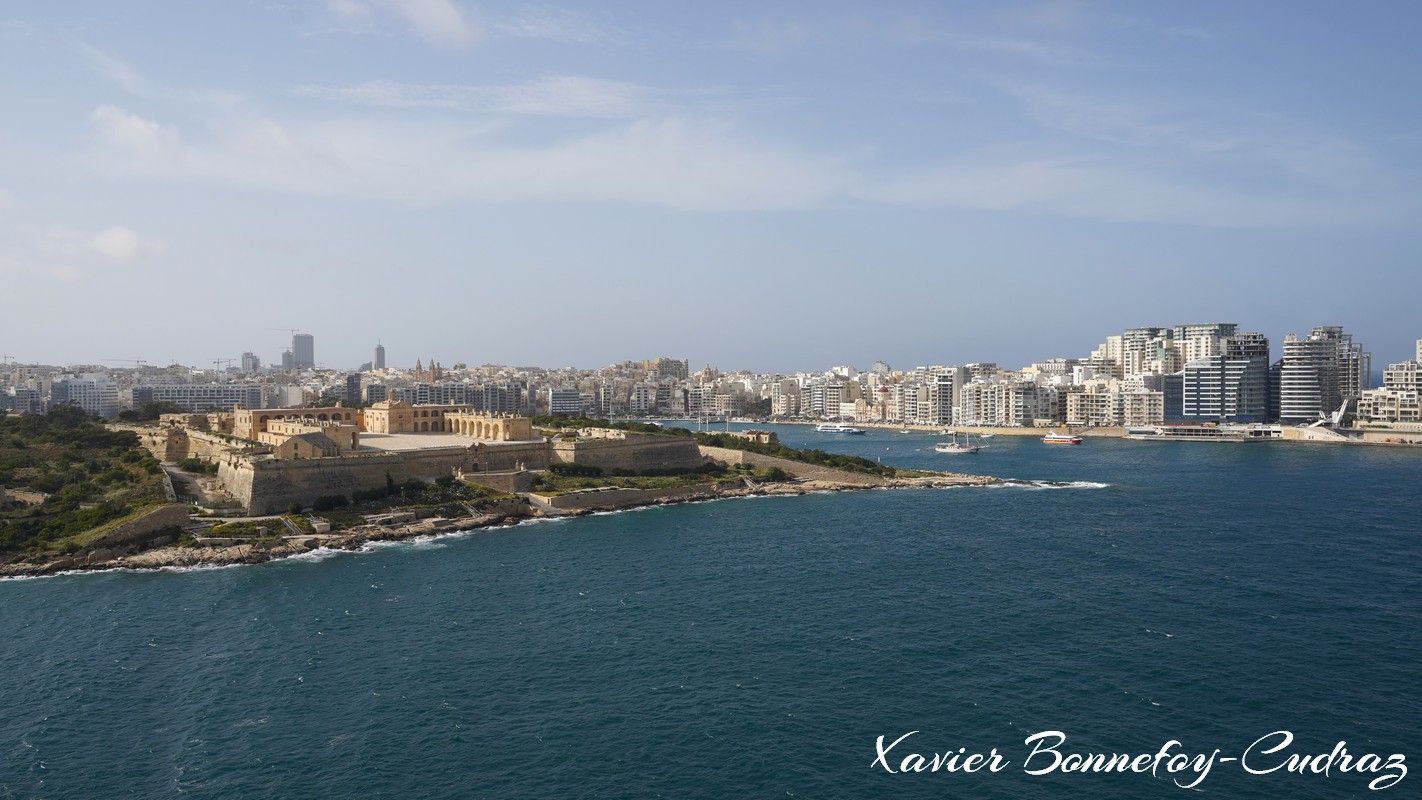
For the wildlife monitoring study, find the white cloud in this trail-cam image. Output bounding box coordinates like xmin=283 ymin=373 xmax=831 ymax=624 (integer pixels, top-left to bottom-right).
xmin=858 ymin=149 xmax=1400 ymax=228
xmin=93 ymin=226 xmax=160 ymax=261
xmin=90 ymin=105 xmax=182 ymax=162
xmin=81 ymin=104 xmax=852 ymax=211
xmin=296 ymin=75 xmax=660 ymax=117
xmin=78 ymin=100 xmax=1412 ymax=226
xmin=378 ymin=0 xmax=477 ymax=46
xmin=492 ymin=7 xmax=620 ymax=43
xmin=327 ymin=0 xmax=477 ymax=46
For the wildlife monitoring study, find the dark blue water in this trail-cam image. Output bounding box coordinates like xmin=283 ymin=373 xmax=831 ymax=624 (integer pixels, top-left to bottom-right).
xmin=3 ymin=428 xmax=1419 ymax=799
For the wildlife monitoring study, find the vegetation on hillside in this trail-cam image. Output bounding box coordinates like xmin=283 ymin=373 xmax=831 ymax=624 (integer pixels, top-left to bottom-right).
xmin=529 ymin=462 xmax=787 ymax=494
xmin=691 ymin=431 xmax=901 ymax=477
xmin=117 ymin=401 xmax=187 ymax=422
xmin=0 ymin=406 xmax=169 ymax=554
xmin=531 ymin=414 xmax=666 ymax=435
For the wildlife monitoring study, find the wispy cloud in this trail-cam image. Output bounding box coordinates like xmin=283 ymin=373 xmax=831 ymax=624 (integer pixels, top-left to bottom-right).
xmin=722 ymin=17 xmax=811 ymax=56
xmin=83 ymin=104 xmax=853 ymax=211
xmin=295 ymin=76 xmax=661 ymax=118
xmin=76 ymin=40 xmax=243 ymax=108
xmin=891 ymin=23 xmax=1102 ymax=67
xmin=858 ymin=137 xmax=1409 ymax=228
xmin=0 ymin=220 xmax=163 ymax=286
xmin=322 ymin=0 xmax=478 ymax=47
xmin=492 ymin=6 xmax=623 ymax=44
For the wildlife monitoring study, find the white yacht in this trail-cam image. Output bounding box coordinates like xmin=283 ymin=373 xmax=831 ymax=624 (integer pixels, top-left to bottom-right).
xmin=935 ymin=431 xmax=985 ymax=454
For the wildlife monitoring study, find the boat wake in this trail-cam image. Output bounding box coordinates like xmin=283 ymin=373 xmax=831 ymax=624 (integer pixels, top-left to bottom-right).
xmin=992 ymin=479 xmax=1111 ymax=490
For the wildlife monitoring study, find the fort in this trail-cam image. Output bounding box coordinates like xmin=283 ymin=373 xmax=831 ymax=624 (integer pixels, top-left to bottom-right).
xmin=131 ymin=407 xmax=706 ymax=515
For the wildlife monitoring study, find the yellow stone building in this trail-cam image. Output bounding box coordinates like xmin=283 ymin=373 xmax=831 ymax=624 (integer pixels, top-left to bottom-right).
xmin=361 ymin=400 xmax=474 ymax=433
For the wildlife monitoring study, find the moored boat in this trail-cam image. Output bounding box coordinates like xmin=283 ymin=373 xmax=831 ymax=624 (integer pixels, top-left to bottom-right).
xmin=935 ymin=431 xmax=985 ymax=454
xmin=815 ymin=422 xmax=865 ymax=434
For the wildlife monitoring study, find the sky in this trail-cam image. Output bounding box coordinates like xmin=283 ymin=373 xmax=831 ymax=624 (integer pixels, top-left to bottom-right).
xmin=2 ymin=0 xmax=1420 ymax=373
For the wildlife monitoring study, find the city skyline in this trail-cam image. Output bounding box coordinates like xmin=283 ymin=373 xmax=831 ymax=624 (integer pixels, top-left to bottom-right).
xmin=3 ymin=2 xmax=1421 ymax=370
xmin=3 ymin=324 xmax=1416 ymax=380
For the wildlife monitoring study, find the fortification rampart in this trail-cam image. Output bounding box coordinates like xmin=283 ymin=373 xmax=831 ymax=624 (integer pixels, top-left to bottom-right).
xmin=553 ymin=433 xmax=704 ymax=473
xmin=226 ymin=441 xmax=553 ymax=514
xmin=90 ymin=504 xmax=190 ymax=549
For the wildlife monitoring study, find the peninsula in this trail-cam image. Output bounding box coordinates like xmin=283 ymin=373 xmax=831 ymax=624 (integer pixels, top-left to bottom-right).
xmin=0 ymin=408 xmax=997 ymax=577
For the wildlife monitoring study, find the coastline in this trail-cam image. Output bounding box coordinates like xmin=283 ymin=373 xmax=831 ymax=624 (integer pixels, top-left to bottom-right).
xmin=0 ymin=471 xmax=1002 ymax=579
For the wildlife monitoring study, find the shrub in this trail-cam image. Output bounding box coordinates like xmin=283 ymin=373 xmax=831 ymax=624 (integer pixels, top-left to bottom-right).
xmin=548 ymin=462 xmax=603 ymax=477
xmin=312 ymin=494 xmax=349 ymax=512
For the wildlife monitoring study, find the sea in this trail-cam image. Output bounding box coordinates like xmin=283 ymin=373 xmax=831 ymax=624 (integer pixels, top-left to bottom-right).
xmin=2 ymin=424 xmax=1418 ymax=799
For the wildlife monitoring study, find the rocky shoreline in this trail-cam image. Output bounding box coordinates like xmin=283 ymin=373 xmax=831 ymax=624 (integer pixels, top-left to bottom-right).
xmin=0 ymin=472 xmax=999 ymax=579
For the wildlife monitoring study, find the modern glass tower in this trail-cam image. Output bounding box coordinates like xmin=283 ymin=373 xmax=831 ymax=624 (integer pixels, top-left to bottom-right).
xmin=1181 ymin=332 xmax=1270 ymax=423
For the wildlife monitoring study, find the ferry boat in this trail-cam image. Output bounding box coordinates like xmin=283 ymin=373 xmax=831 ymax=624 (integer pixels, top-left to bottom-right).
xmin=1043 ymin=432 xmax=1084 ymax=445
xmin=1125 ymin=424 xmax=1280 ymax=442
xmin=815 ymin=422 xmax=865 ymax=434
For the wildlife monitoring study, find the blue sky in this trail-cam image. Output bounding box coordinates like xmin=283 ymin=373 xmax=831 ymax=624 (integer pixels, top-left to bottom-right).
xmin=2 ymin=0 xmax=1419 ymax=372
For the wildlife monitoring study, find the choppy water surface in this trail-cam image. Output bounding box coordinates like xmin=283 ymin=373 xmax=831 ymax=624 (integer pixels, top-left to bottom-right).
xmin=2 ymin=429 xmax=1418 ymax=799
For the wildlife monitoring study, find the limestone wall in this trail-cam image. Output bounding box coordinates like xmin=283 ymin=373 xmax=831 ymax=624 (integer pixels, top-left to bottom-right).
xmin=227 ymin=441 xmax=554 ymax=515
xmin=1281 ymin=427 xmax=1351 ymax=442
xmin=91 ymin=504 xmax=190 ymax=549
xmin=463 ymin=470 xmax=534 ymax=494
xmin=553 ymin=434 xmax=704 ymax=473
xmin=230 ymin=453 xmax=405 ymax=515
xmin=127 ymin=425 xmax=256 ymax=464
xmin=1358 ymin=431 xmax=1422 ymax=445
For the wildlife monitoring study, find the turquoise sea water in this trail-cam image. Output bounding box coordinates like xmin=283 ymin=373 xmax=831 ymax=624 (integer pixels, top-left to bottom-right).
xmin=2 ymin=427 xmax=1419 ymax=799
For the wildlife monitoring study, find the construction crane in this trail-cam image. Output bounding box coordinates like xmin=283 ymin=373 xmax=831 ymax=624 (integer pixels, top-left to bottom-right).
xmin=101 ymin=358 xmax=149 ymax=368
xmin=212 ymin=358 xmax=235 ymax=374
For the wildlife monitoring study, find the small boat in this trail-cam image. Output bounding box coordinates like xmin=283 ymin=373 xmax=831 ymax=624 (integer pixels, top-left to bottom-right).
xmin=935 ymin=431 xmax=985 ymax=454
xmin=815 ymin=422 xmax=865 ymax=434
xmin=1043 ymin=432 xmax=1083 ymax=445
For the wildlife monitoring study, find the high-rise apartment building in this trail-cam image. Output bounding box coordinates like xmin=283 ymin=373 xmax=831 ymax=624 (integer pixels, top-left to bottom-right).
xmin=50 ymin=375 xmax=120 ymax=419
xmin=240 ymin=352 xmax=261 ymax=373
xmin=546 ymin=388 xmax=581 ymax=416
xmin=374 ymin=342 xmax=386 ymax=371
xmin=1173 ymin=323 xmax=1239 ymax=363
xmin=134 ymin=383 xmax=264 ymax=412
xmin=292 ymin=334 xmax=315 ymax=369
xmin=1180 ymin=332 xmax=1270 ymax=423
xmin=1277 ymin=326 xmax=1369 ymax=424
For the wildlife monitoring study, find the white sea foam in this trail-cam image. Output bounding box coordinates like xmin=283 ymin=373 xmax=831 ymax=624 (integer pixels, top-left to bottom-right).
xmin=988 ymin=479 xmax=1110 ymax=490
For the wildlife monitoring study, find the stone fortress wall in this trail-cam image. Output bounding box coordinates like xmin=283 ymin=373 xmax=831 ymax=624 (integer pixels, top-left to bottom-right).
xmin=551 ymin=429 xmax=705 ymax=473
xmin=131 ymin=418 xmax=703 ymax=514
